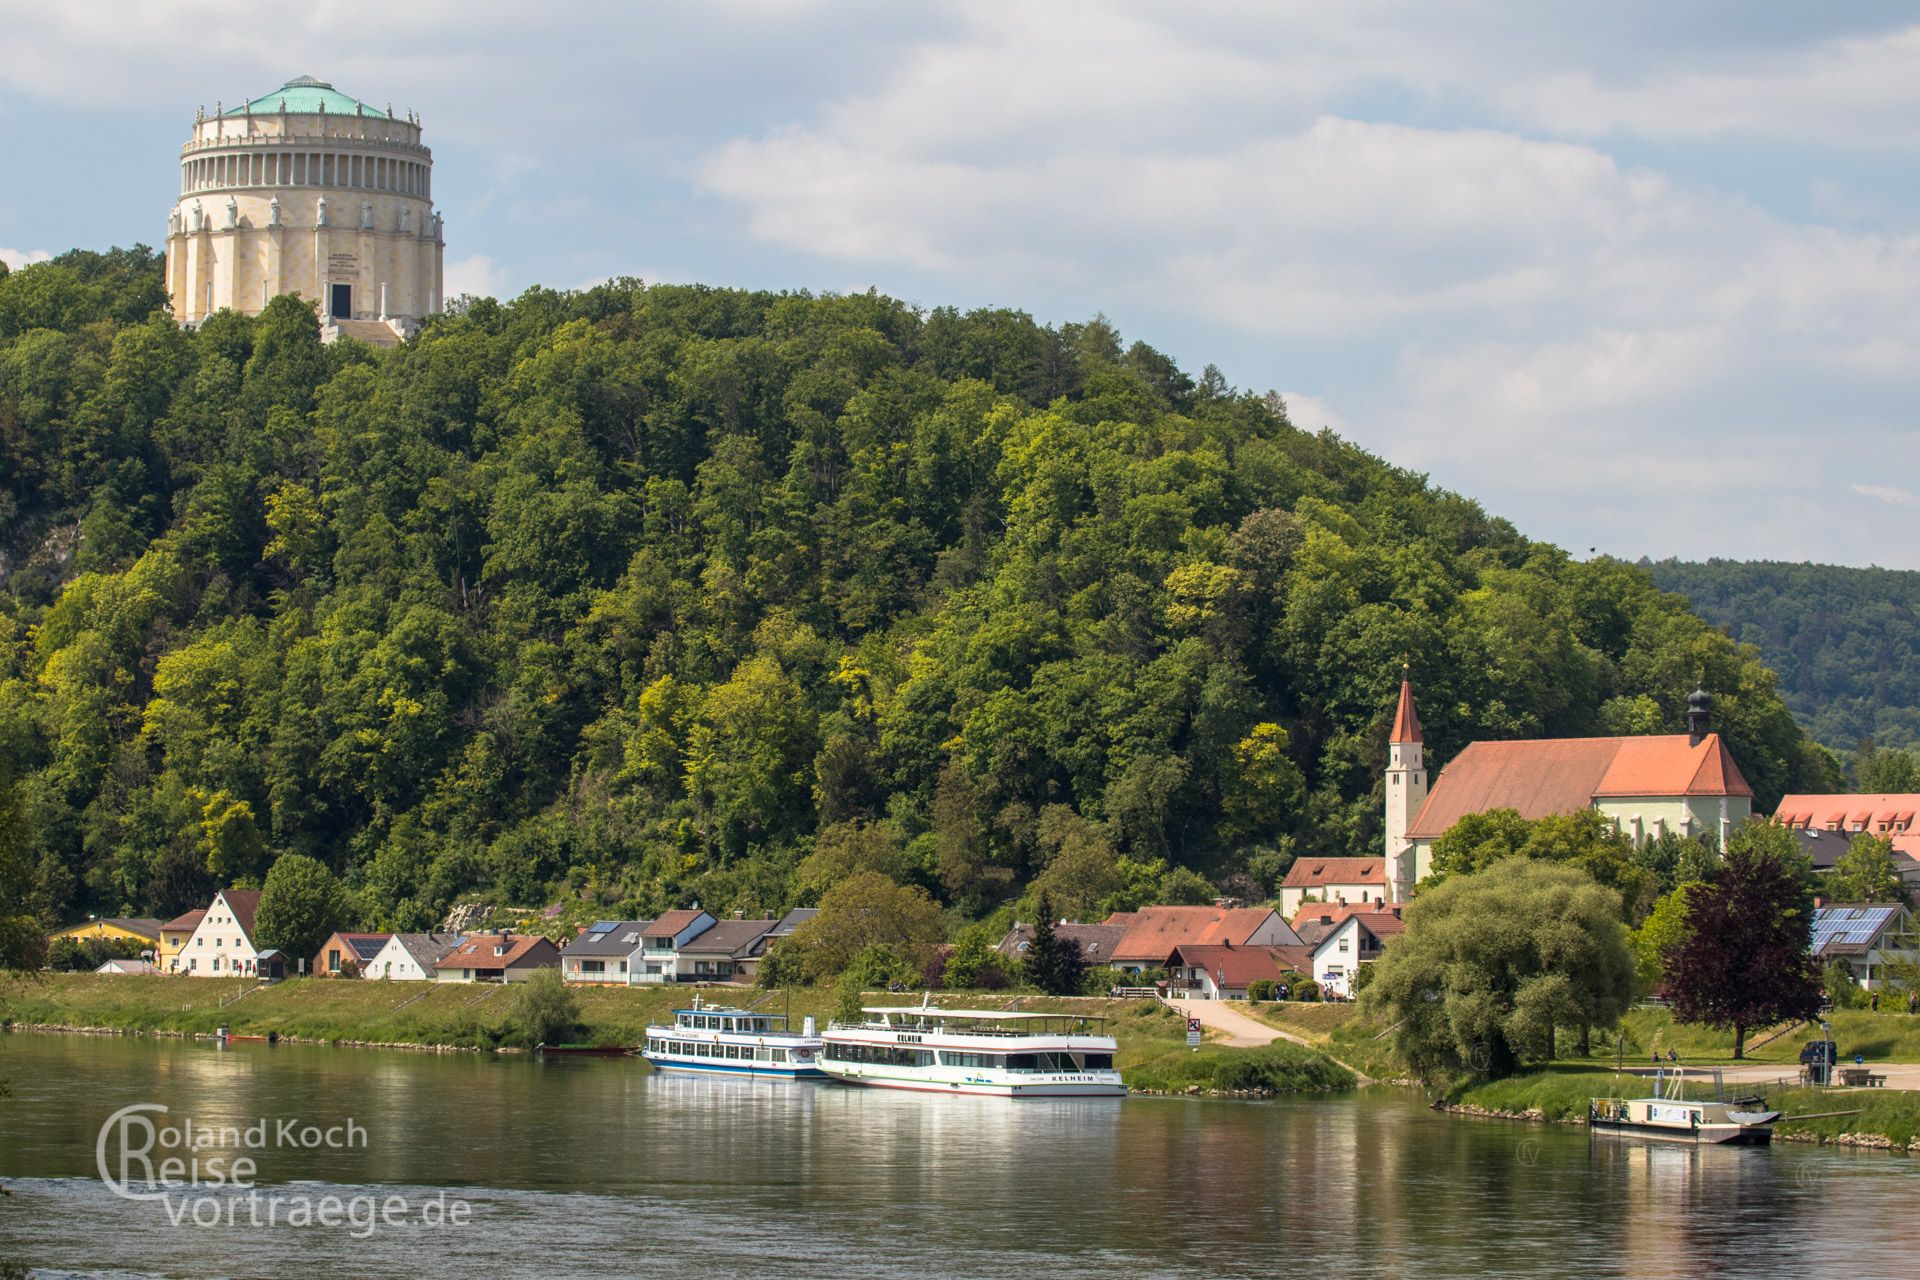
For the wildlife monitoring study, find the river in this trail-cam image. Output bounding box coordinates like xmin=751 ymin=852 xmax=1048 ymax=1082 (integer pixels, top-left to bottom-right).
xmin=0 ymin=1033 xmax=1913 ymax=1278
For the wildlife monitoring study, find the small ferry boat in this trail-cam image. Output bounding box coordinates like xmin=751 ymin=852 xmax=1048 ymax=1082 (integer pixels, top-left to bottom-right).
xmin=642 ymin=997 xmax=826 ymax=1079
xmin=819 ymin=1003 xmax=1126 ymax=1097
xmin=1589 ymin=1067 xmax=1779 ymax=1145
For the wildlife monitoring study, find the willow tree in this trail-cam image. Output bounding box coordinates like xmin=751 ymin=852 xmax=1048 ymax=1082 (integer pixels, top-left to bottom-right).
xmin=1365 ymin=859 xmax=1635 ymax=1081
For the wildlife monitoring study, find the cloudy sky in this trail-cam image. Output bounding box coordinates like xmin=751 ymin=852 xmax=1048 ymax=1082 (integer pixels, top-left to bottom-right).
xmin=4 ymin=2 xmax=1919 ymax=568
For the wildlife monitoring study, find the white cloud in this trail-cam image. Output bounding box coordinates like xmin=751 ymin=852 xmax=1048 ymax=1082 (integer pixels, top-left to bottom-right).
xmin=1851 ymin=484 xmax=1920 ymax=508
xmin=0 ymin=246 xmax=51 ymax=270
xmin=443 ymin=254 xmax=510 ymax=301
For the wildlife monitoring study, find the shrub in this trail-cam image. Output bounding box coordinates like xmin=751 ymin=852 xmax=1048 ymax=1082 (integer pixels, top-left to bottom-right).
xmin=1293 ymin=980 xmax=1321 ymax=1002
xmin=1246 ymin=978 xmax=1277 ymax=1002
xmin=508 ymin=969 xmax=580 ymax=1047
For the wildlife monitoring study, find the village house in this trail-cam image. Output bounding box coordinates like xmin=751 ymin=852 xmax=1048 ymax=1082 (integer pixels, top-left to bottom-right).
xmin=157 ymin=909 xmax=204 ymax=974
xmin=1772 ymin=794 xmax=1920 ymax=893
xmin=1290 ymin=902 xmax=1397 ymax=947
xmin=631 ymin=909 xmax=718 ymax=983
xmin=362 ymin=932 xmax=463 ymax=981
xmin=47 ymin=917 xmax=163 ymax=953
xmin=676 ymin=918 xmax=778 ymax=983
xmin=310 ymin=932 xmax=392 ymax=978
xmin=1278 ymin=858 xmax=1387 ymax=917
xmin=1311 ymin=910 xmax=1406 ymax=998
xmin=176 ymin=889 xmax=264 ymax=977
xmin=1165 ymin=942 xmax=1315 ymax=1000
xmin=1812 ymin=903 xmax=1920 ymax=991
xmin=995 ymin=920 xmax=1131 ymax=967
xmin=95 ymin=957 xmax=159 ymax=975
xmin=434 ymin=932 xmax=562 ymax=983
xmin=1109 ymin=906 xmax=1301 ymax=973
xmin=560 ymin=919 xmax=652 ymax=985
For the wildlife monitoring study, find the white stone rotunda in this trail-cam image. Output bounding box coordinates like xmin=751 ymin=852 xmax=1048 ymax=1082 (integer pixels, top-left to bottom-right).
xmin=165 ymin=75 xmax=444 ymax=345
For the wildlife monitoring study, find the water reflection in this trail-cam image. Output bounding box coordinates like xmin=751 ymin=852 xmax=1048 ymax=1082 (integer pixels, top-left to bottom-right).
xmin=1 ymin=1034 xmax=1915 ymax=1279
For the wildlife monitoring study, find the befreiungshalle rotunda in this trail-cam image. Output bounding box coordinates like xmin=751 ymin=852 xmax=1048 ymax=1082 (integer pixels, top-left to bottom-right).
xmin=165 ymin=75 xmax=444 ymax=345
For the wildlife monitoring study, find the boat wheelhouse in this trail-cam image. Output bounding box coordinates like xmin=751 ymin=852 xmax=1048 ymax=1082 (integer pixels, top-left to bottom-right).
xmin=642 ymin=997 xmax=825 ymax=1079
xmin=1589 ymin=1067 xmax=1779 ymax=1145
xmin=819 ymin=1005 xmax=1126 ymax=1097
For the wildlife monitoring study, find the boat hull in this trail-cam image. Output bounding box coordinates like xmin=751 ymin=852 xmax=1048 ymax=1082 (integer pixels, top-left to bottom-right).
xmin=644 ymin=1054 xmax=828 ymax=1080
xmin=818 ymin=1068 xmax=1125 ymax=1098
xmin=1589 ymin=1118 xmax=1772 ymax=1146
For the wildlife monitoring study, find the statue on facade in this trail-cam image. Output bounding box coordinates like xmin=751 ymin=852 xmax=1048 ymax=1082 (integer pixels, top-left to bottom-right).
xmin=168 ymin=207 xmax=180 ymax=236
xmin=399 ymin=206 xmax=411 ymax=234
xmin=225 ymin=196 xmax=238 ymax=229
xmin=361 ymin=198 xmax=374 ymax=230
xmin=268 ymin=194 xmax=282 ymax=228
xmin=190 ymin=201 xmax=204 ymax=232
xmin=316 ymin=195 xmax=329 ymax=227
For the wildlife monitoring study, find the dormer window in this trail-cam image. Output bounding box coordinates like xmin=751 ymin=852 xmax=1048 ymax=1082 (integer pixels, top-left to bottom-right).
xmin=493 ymin=946 xmax=506 ymax=957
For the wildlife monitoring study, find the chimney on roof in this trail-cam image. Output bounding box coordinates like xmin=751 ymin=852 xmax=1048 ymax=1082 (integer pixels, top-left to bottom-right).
xmin=1687 ymin=684 xmax=1712 ymax=748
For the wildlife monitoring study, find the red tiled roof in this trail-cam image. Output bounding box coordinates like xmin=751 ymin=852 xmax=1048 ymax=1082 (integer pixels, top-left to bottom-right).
xmin=1167 ymin=944 xmax=1308 ymax=987
xmin=643 ymin=909 xmax=708 ymax=939
xmin=439 ymin=934 xmax=558 ymax=972
xmin=1774 ymin=794 xmax=1920 ymax=835
xmin=162 ymin=908 xmax=206 ymax=932
xmin=1407 ymin=733 xmax=1750 ymax=840
xmin=1290 ymin=901 xmax=1401 ymax=937
xmin=219 ymin=890 xmax=263 ymax=941
xmin=1390 ymin=677 xmax=1422 ymax=744
xmin=1348 ymin=912 xmax=1407 ymax=941
xmin=1281 ymin=857 xmax=1385 ymax=889
xmin=1111 ymin=906 xmax=1289 ymax=964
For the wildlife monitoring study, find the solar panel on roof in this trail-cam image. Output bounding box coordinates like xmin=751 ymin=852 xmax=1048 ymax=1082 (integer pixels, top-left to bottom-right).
xmin=588 ymin=921 xmax=618 ymax=935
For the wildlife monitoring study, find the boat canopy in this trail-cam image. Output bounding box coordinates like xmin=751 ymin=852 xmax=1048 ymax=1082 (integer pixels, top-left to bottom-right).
xmin=858 ymin=1006 xmax=1107 ymax=1022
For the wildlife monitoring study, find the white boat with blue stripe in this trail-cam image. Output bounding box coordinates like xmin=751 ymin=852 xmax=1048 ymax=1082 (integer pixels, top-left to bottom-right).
xmin=642 ymin=996 xmax=826 ymax=1079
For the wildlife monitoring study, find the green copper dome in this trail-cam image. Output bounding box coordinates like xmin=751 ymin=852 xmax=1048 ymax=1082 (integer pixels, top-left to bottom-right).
xmin=224 ymin=75 xmax=389 ymax=117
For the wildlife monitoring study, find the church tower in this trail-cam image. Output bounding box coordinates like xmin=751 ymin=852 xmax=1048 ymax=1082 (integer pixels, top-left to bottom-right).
xmin=1384 ymin=668 xmax=1427 ymax=903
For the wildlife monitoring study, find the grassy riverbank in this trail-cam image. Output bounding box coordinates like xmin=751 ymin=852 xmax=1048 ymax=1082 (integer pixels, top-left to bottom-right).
xmin=0 ymin=974 xmax=1354 ymax=1095
xmin=1446 ymin=1068 xmax=1920 ymax=1146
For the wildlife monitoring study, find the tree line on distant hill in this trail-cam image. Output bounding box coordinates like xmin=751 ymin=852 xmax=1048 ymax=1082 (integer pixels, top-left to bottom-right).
xmin=0 ymin=247 xmax=1836 ymax=955
xmin=1647 ymin=558 xmax=1920 ymax=754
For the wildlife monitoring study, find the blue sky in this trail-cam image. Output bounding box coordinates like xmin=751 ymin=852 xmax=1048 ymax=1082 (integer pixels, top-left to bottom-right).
xmin=5 ymin=2 xmax=1920 ymax=568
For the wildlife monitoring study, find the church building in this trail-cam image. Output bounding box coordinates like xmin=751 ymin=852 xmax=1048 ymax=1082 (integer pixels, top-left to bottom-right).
xmin=1383 ymin=680 xmax=1752 ymax=900
xmin=165 ymin=75 xmax=444 ymax=344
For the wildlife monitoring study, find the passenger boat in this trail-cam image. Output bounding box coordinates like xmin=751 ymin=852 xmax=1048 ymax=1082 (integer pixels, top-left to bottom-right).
xmin=641 ymin=997 xmax=826 ymax=1079
xmin=819 ymin=1003 xmax=1126 ymax=1097
xmin=1588 ymin=1067 xmax=1779 ymax=1145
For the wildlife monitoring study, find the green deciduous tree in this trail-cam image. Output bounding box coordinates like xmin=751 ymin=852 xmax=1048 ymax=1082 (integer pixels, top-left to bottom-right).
xmin=1365 ymin=860 xmax=1636 ymax=1081
xmin=1826 ymin=834 xmax=1911 ymax=905
xmin=509 ymin=967 xmax=581 ymax=1046
xmin=254 ymin=853 xmax=349 ymax=964
xmin=787 ymin=871 xmax=943 ymax=982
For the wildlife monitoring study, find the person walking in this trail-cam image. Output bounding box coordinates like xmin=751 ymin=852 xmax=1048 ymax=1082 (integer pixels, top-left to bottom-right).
xmin=1908 ymin=991 xmax=1917 ymax=1016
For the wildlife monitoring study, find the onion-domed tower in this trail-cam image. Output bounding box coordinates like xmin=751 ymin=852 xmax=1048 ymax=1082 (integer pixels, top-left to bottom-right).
xmin=164 ymin=75 xmax=444 ymax=341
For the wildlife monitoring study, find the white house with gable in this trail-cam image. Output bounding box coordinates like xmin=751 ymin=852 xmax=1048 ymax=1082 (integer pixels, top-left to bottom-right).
xmin=178 ymin=889 xmax=264 ymax=977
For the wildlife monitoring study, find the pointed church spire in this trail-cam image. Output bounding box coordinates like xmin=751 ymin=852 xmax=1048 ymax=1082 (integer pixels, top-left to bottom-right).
xmin=1390 ymin=666 xmax=1422 ymax=745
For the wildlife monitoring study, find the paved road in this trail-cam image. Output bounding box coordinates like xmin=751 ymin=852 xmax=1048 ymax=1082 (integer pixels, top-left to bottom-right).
xmin=1622 ymin=1061 xmax=1920 ymax=1091
xmin=1162 ymin=996 xmax=1296 ymax=1048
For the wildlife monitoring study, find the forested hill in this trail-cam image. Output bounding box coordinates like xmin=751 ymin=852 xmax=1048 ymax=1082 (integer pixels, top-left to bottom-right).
xmin=0 ymin=247 xmax=1831 ymax=931
xmin=1647 ymin=558 xmax=1920 ymax=752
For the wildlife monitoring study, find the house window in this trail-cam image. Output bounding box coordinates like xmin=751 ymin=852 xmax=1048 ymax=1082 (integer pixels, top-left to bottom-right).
xmin=1338 ymin=939 xmax=1350 ymax=953
xmin=328 ymin=949 xmax=342 ymax=972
